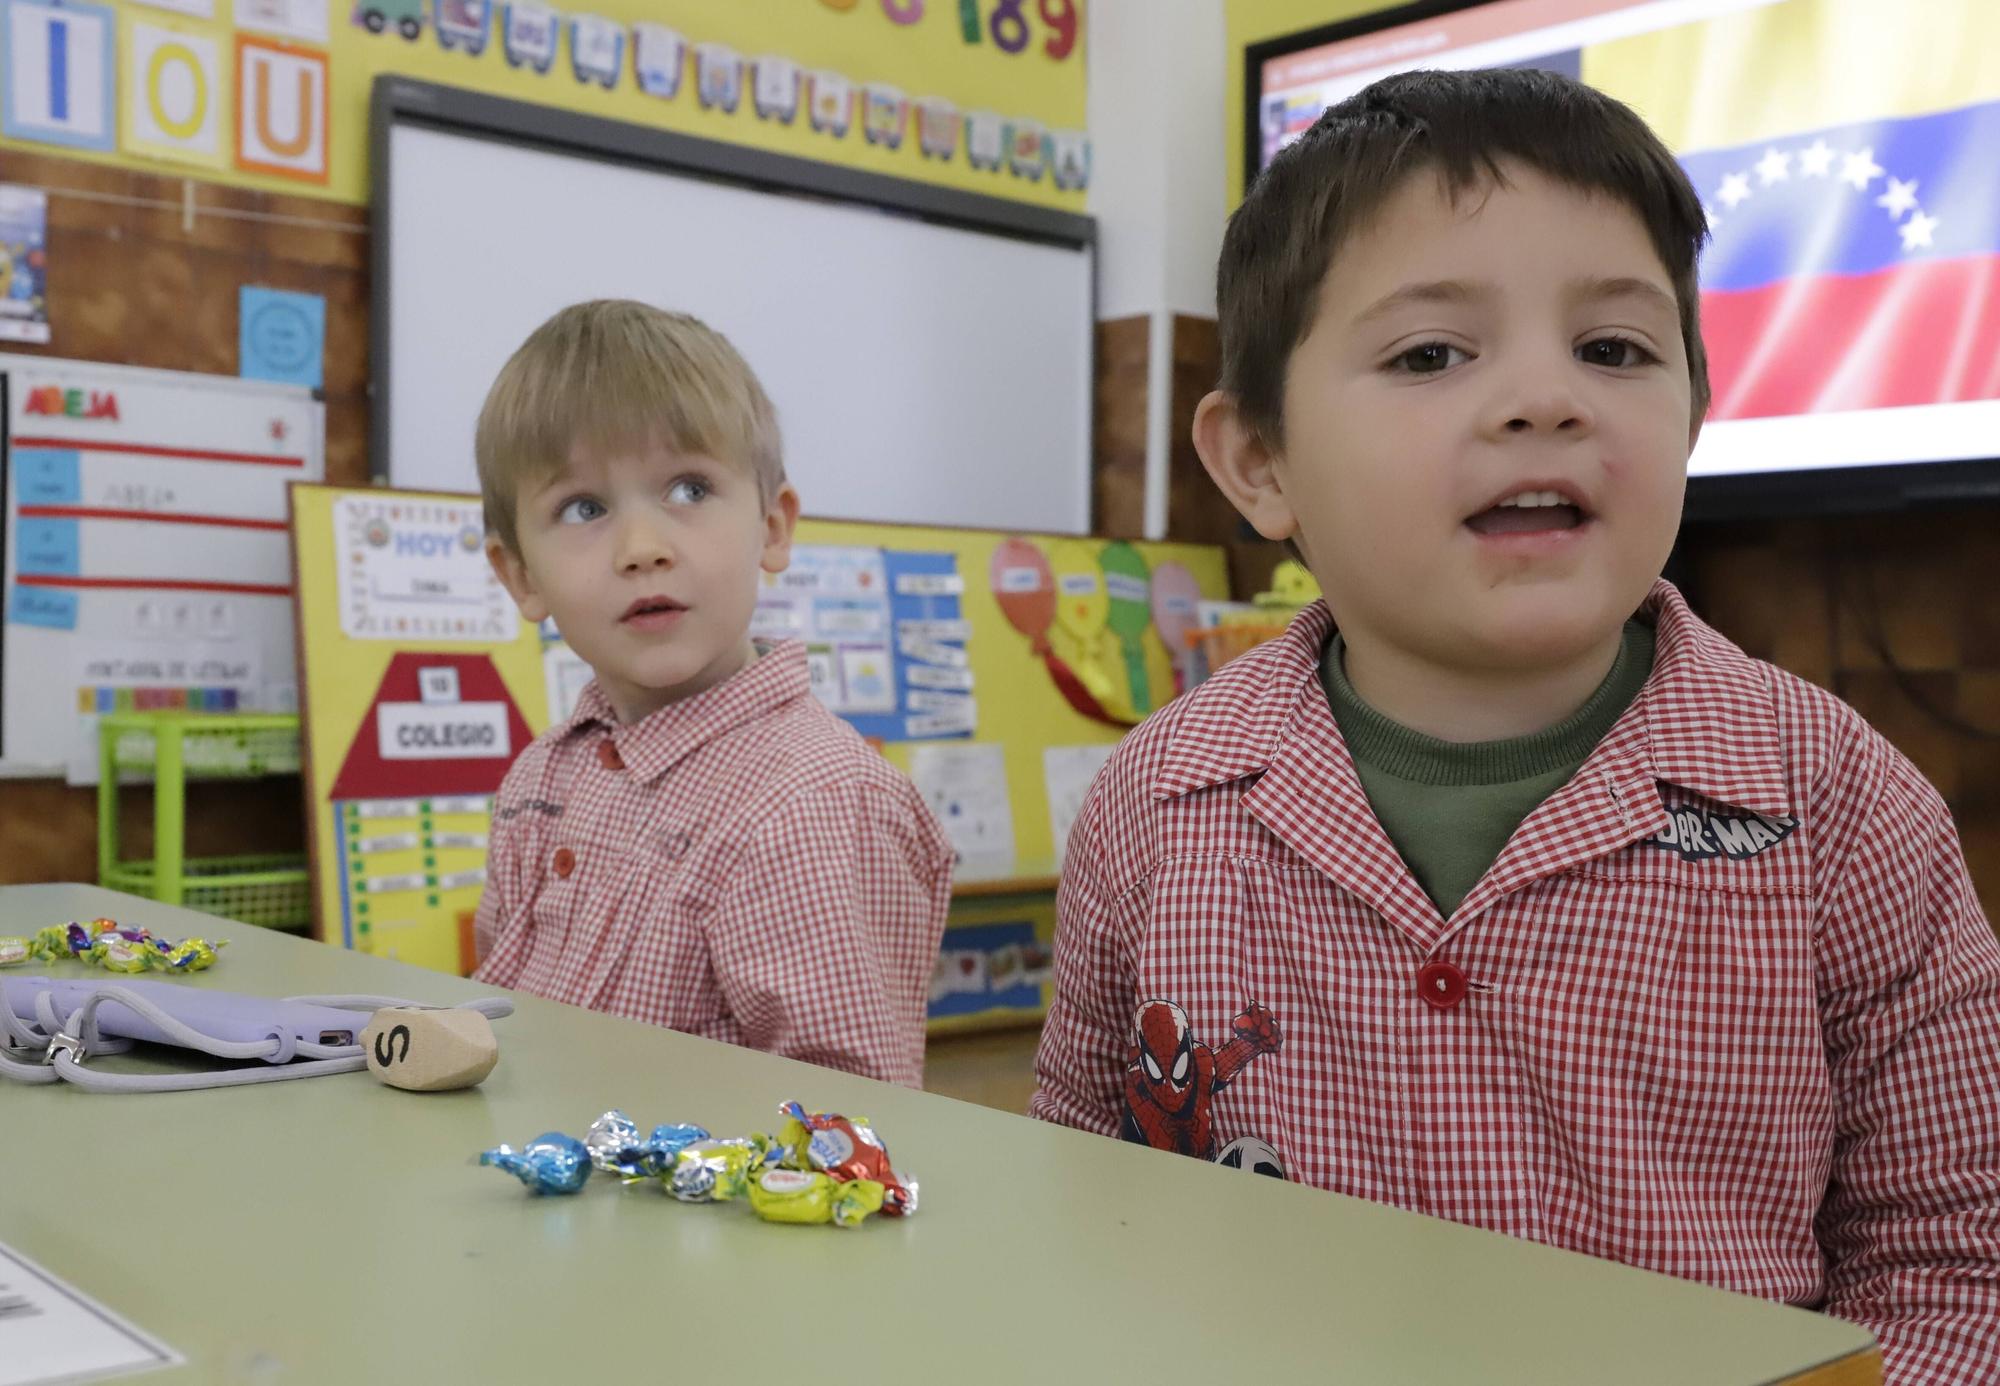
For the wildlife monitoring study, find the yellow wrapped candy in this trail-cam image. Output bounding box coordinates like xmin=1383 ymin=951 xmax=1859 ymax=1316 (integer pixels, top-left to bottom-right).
xmin=746 ymin=1168 xmax=885 ymax=1229
xmin=88 ymin=935 xmax=156 ymax=975
xmin=666 ymin=1135 xmax=781 ymax=1203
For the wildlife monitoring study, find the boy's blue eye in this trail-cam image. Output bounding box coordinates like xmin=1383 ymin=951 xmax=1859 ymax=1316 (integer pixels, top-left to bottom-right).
xmin=1577 ymin=336 xmax=1657 ymax=368
xmin=556 ymin=497 xmax=605 ymax=524
xmin=1390 ymin=342 xmax=1468 ymax=374
xmin=666 ymin=477 xmax=711 ymax=505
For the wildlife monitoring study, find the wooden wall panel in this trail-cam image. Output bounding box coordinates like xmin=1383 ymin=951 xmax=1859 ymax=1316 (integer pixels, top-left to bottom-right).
xmin=1091 ymin=315 xmax=1149 ymax=538
xmin=0 ymin=150 xmax=368 ymax=887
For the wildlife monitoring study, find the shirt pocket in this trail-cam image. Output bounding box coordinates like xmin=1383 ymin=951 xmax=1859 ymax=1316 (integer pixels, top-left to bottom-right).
xmin=1496 ymin=875 xmax=1830 ymax=1269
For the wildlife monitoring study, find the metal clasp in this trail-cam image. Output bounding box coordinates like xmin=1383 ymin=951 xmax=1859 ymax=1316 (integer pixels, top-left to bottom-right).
xmin=42 ymin=1030 xmax=84 ymax=1066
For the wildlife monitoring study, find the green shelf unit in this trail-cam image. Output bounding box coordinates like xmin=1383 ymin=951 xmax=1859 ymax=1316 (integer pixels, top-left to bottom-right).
xmin=96 ymin=712 xmax=310 ymax=931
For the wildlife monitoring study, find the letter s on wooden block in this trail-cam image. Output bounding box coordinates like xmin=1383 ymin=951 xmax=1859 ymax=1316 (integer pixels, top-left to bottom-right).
xmin=361 ymin=1008 xmax=498 ymax=1091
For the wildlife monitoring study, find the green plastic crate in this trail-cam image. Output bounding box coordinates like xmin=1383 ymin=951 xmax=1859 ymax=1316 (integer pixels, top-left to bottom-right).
xmin=100 ymin=854 xmax=310 ymax=930
xmin=97 ymin=713 xmax=310 ymax=932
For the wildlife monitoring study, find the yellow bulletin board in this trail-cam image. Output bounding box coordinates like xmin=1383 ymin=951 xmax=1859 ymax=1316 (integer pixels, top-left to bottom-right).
xmin=291 ymin=483 xmax=550 ymax=974
xmin=295 ymin=484 xmax=1230 ymax=976
xmin=0 ymin=0 xmax=1088 ymax=212
xmin=775 ymin=517 xmax=1230 ymax=885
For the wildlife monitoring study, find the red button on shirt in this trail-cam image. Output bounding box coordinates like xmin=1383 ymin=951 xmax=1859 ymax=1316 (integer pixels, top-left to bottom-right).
xmin=1417 ymin=960 xmax=1468 ymax=1011
xmin=552 ymin=847 xmax=576 ymax=878
xmin=597 ymin=740 xmax=624 ymax=771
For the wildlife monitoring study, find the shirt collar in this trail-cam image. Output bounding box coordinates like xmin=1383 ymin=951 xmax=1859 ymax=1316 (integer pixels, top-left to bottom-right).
xmin=558 ymin=640 xmax=812 ymax=785
xmin=1151 ymin=580 xmax=1791 ymax=819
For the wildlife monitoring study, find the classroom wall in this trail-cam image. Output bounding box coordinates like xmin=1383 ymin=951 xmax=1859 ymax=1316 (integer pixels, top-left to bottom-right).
xmin=0 ymin=3 xmax=1092 ymax=888
xmin=0 ymin=1 xmax=1088 ymax=212
xmin=0 ymin=148 xmax=370 ymax=885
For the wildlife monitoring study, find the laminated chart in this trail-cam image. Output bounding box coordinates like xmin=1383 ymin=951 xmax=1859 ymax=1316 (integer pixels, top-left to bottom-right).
xmin=0 ymin=356 xmax=322 ymax=781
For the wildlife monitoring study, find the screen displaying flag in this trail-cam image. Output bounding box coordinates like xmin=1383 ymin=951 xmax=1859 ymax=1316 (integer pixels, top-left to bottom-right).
xmin=1256 ymin=0 xmax=2000 ymax=486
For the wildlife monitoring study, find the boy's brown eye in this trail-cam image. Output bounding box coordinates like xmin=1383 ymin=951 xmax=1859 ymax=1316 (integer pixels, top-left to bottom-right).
xmin=1395 ymin=343 xmax=1463 ymax=373
xmin=1579 ymin=338 xmax=1651 ymax=368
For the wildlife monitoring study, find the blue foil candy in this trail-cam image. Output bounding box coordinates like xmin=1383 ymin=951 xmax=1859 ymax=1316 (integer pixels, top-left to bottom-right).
xmin=584 ymin=1110 xmax=712 ymax=1179
xmin=480 ymin=1132 xmax=592 ymax=1195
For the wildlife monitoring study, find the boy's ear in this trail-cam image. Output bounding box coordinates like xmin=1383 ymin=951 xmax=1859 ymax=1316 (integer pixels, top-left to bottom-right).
xmin=487 ymin=536 xmax=550 ymax=625
xmin=760 ymin=483 xmax=801 ymax=575
xmin=1192 ymin=390 xmax=1299 ymax=545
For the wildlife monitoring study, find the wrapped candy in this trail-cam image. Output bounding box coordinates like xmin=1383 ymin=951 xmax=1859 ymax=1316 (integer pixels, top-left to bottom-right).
xmin=583 ymin=1110 xmax=711 ymax=1180
xmin=746 ymin=1168 xmax=885 ymax=1229
xmin=21 ymin=919 xmax=223 ymax=973
xmin=777 ymin=1102 xmax=919 ymax=1216
xmin=39 ymin=919 xmax=225 ymax=973
xmin=479 ymin=1132 xmax=592 ymax=1195
xmin=155 ymin=937 xmax=223 ymax=972
xmin=666 ymin=1134 xmax=785 ymax=1203
xmin=88 ymin=934 xmax=157 ymax=974
xmin=584 ymin=1110 xmax=642 ymax=1173
xmin=35 ymin=924 xmax=90 ymax=959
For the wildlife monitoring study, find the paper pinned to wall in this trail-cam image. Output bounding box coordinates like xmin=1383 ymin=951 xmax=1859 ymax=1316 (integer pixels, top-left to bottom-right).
xmin=909 ymin=741 xmax=1014 ymax=872
xmin=239 ymin=286 xmax=326 ymax=389
xmin=1043 ymin=742 xmax=1117 ymax=864
xmin=0 ymin=184 xmax=50 ymax=344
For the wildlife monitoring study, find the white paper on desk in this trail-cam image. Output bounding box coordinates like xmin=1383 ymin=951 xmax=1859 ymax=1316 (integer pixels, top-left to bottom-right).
xmin=1043 ymin=743 xmax=1117 ymax=864
xmin=909 ymin=742 xmax=1014 ymax=872
xmin=0 ymin=1241 xmax=181 ymax=1386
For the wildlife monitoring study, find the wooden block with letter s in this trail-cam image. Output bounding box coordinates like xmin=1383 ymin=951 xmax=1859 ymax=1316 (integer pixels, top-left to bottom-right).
xmin=361 ymin=1008 xmax=498 ymax=1091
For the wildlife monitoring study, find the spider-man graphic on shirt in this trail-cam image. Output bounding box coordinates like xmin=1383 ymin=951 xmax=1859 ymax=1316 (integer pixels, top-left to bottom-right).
xmin=1120 ymin=998 xmax=1282 ymax=1160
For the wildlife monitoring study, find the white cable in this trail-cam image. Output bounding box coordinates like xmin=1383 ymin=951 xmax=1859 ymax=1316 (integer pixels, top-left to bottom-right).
xmin=0 ymin=984 xmax=512 ymax=1092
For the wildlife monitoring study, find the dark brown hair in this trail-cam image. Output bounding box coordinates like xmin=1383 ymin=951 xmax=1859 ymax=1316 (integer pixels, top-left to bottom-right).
xmin=1219 ymin=67 xmax=1710 ymax=445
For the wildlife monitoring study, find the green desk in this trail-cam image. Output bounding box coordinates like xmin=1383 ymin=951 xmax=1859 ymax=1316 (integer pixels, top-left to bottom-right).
xmin=2 ymin=885 xmax=1880 ymax=1384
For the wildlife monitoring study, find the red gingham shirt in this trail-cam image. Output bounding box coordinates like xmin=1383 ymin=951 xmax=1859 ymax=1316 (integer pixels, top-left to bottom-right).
xmin=473 ymin=642 xmax=952 ymax=1087
xmin=1032 ymin=581 xmax=2000 ymax=1381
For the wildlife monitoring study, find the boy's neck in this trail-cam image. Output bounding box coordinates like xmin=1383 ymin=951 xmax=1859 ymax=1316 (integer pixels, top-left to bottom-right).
xmin=603 ymin=637 xmax=760 ymax=725
xmin=1338 ymin=627 xmax=1627 ymax=744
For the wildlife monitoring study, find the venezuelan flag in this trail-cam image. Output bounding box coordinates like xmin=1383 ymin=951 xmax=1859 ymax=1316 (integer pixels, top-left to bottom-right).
xmin=1584 ymin=0 xmax=2000 ymax=421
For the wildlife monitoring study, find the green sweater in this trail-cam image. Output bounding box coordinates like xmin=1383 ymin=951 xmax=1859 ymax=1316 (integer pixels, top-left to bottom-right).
xmin=1318 ymin=622 xmax=1656 ymax=917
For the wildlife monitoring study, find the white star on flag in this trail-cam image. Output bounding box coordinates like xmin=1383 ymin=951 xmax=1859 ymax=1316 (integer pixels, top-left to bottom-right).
xmin=1899 ymin=210 xmax=1940 ymax=251
xmin=1718 ymin=172 xmax=1753 ymax=208
xmin=1876 ymin=177 xmax=1919 ymax=218
xmin=1840 ymin=148 xmax=1884 ymax=190
xmin=1755 ymin=148 xmax=1791 ymax=185
xmin=1798 ymin=140 xmax=1836 ymax=177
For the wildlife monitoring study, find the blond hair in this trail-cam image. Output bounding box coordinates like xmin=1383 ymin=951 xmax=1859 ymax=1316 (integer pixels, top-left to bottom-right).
xmin=474 ymin=300 xmax=784 ymax=555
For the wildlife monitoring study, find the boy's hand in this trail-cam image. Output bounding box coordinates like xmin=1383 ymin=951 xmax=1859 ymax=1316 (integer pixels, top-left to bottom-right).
xmin=1233 ymin=1003 xmax=1282 ymax=1054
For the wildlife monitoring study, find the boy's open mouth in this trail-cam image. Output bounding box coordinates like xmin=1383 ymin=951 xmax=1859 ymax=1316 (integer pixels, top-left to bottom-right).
xmin=621 ymin=596 xmax=686 ymax=621
xmin=1464 ymin=487 xmax=1589 ymax=536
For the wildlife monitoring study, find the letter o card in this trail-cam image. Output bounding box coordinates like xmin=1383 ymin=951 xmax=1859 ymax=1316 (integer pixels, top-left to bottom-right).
xmin=126 ymin=22 xmax=225 ymax=167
